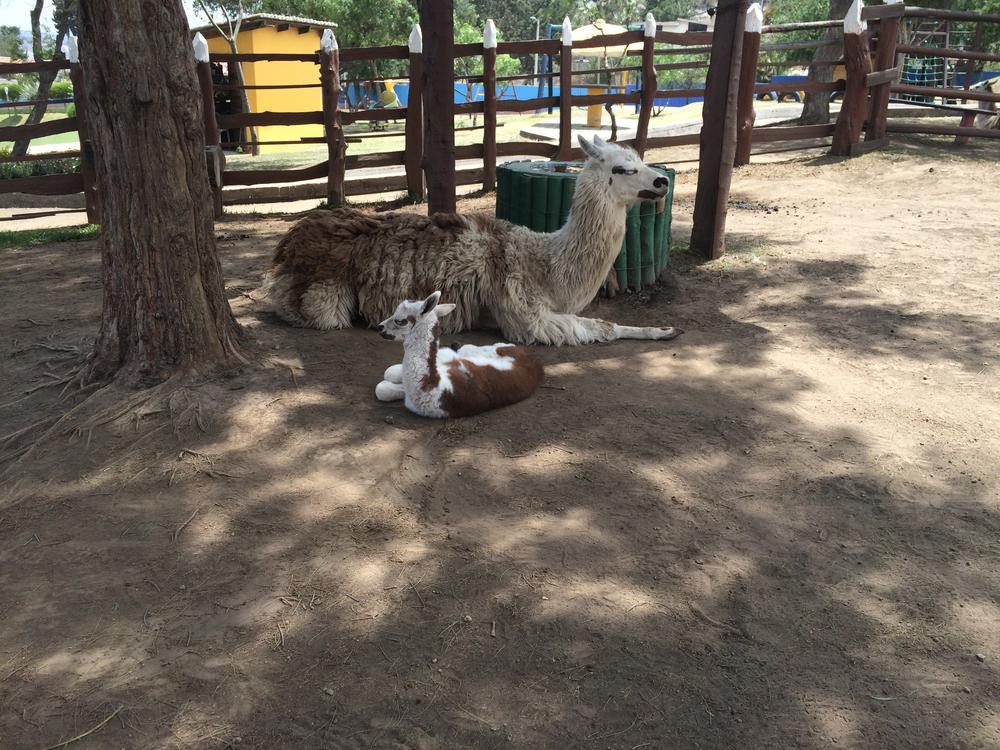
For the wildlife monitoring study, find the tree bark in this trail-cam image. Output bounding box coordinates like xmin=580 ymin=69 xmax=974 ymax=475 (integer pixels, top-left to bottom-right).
xmin=11 ymin=0 xmax=69 ymax=157
xmin=78 ymin=0 xmax=249 ymax=385
xmin=800 ymin=0 xmax=852 ymax=125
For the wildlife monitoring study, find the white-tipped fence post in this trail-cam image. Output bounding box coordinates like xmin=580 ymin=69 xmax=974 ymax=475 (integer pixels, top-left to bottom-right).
xmin=635 ymin=12 xmax=657 ymax=156
xmin=830 ymin=0 xmax=872 ymax=156
xmin=482 ymin=19 xmax=498 ymax=190
xmin=866 ymin=0 xmax=903 ymax=144
xmin=557 ymin=16 xmax=573 ymax=160
xmin=66 ymin=33 xmax=100 ymax=223
xmin=319 ymin=28 xmax=346 ymax=208
xmin=405 ymin=24 xmax=424 ymax=201
xmin=192 ymin=32 xmax=225 ymax=218
xmin=734 ymin=3 xmax=763 ymax=166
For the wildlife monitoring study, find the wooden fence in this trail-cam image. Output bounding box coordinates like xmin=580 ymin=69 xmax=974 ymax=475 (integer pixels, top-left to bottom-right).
xmin=1 ymin=3 xmax=998 ymax=226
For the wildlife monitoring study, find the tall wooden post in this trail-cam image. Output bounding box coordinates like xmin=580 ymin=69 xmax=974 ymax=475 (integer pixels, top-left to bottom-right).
xmin=405 ymin=24 xmax=424 ymax=201
xmin=691 ymin=0 xmax=749 ymax=260
xmin=734 ymin=3 xmax=763 ymax=166
xmin=193 ymin=32 xmax=225 ymax=218
xmin=830 ymin=0 xmax=873 ymax=156
xmin=482 ymin=19 xmax=498 ymax=190
xmin=66 ymin=35 xmax=100 ymax=224
xmin=319 ymin=29 xmax=346 ymax=209
xmin=865 ymin=0 xmax=902 ymax=143
xmin=634 ymin=13 xmax=657 ymax=156
xmin=421 ymin=0 xmax=456 ymax=214
xmin=556 ymin=16 xmax=573 ymax=161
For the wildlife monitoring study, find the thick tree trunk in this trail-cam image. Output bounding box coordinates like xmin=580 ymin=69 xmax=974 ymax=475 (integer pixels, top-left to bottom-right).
xmin=78 ymin=0 xmax=249 ymax=385
xmin=11 ymin=0 xmax=68 ymax=157
xmin=800 ymin=0 xmax=852 ymax=125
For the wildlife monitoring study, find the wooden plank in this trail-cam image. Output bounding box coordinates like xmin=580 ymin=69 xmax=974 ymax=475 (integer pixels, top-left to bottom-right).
xmin=217 ymin=111 xmax=323 ymax=128
xmin=0 ymin=172 xmax=84 ymax=195
xmin=405 ymin=50 xmax=424 ymax=200
xmin=496 ymin=97 xmax=558 ymax=113
xmin=890 ymin=83 xmax=1000 ymax=103
xmin=635 ymin=27 xmax=657 ymax=157
xmin=653 ymin=88 xmax=707 ymax=99
xmin=0 ymin=60 xmax=68 ymax=75
xmin=557 ymin=38 xmax=572 ymax=160
xmin=691 ymin=0 xmax=749 ymax=260
xmin=497 ymin=39 xmax=561 ymax=56
xmin=319 ymin=42 xmax=346 ymax=208
xmin=752 ymin=123 xmax=836 ymax=142
xmin=483 ymin=42 xmax=498 ymax=191
xmin=735 ymin=27 xmax=762 ymax=167
xmin=0 ymin=150 xmax=80 ymax=164
xmin=895 ymin=44 xmax=1000 ymax=64
xmin=68 ymin=64 xmax=99 ymax=223
xmin=497 ymin=141 xmax=558 ymax=157
xmin=222 ymin=161 xmax=328 ymax=186
xmin=861 ymin=4 xmax=907 ymax=21
xmin=0 ymin=208 xmax=86 ymax=221
xmin=344 ymin=151 xmax=406 ymax=169
xmin=654 ymin=60 xmax=711 ymax=72
xmin=886 ymin=121 xmax=1000 ymax=139
xmin=453 ymin=42 xmax=482 ymax=58
xmin=341 ymin=108 xmax=407 ymax=123
xmin=866 ymin=14 xmax=902 ymax=142
xmin=654 ymin=31 xmax=714 ymax=45
xmin=339 ymin=45 xmax=409 ymax=62
xmin=645 ymin=132 xmax=703 ymax=149
xmin=762 ymin=20 xmax=842 ymax=33
xmin=454 ymin=101 xmax=485 ymax=115
xmin=832 ymin=31 xmax=874 ymax=157
xmin=901 ymin=7 xmax=1000 ymax=24
xmin=454 ymin=143 xmax=485 ymax=159
xmin=573 ymin=30 xmax=643 ymax=50
xmin=849 ymin=136 xmax=889 ymax=155
xmin=568 ymin=92 xmax=641 ymax=107
xmin=866 ymin=66 xmax=900 ymax=87
xmin=422 ymin=0 xmax=457 ymax=213
xmin=0 ymin=116 xmax=78 ymax=141
xmin=0 ymin=98 xmax=73 ymax=109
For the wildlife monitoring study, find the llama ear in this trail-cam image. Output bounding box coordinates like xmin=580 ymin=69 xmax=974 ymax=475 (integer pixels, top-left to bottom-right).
xmin=435 ymin=303 xmax=457 ymax=318
xmin=421 ymin=291 xmax=441 ymax=315
xmin=577 ymin=134 xmax=600 ymax=160
xmin=593 ymin=134 xmax=608 ymax=150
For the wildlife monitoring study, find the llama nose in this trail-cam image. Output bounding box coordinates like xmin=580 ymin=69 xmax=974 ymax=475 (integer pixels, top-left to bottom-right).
xmin=377 ymin=323 xmax=385 ymax=332
xmin=653 ymin=176 xmax=669 ymax=189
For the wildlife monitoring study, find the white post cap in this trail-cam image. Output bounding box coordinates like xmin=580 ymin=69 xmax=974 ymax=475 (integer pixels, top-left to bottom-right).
xmin=484 ymin=19 xmax=497 ymax=49
xmin=844 ymin=0 xmax=867 ymax=34
xmin=644 ymin=12 xmax=656 ymax=38
xmin=562 ymin=16 xmax=573 ymax=46
xmin=745 ymin=3 xmax=764 ymax=33
xmin=65 ymin=32 xmax=79 ymax=63
xmin=320 ymin=28 xmax=338 ymax=52
xmin=408 ymin=23 xmax=422 ymax=54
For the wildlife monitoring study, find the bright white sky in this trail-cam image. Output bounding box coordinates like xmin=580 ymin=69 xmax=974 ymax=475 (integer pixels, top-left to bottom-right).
xmin=0 ymin=0 xmax=203 ymax=31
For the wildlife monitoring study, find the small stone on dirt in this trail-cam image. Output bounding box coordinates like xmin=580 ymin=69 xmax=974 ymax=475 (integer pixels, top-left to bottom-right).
xmin=384 ymin=416 xmax=395 ymax=425
xmin=463 ymin=615 xmax=472 ymax=622
xmin=976 ymin=653 xmax=985 ymax=662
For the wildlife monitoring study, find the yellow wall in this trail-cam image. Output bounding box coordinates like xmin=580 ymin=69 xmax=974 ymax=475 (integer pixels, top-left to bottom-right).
xmin=206 ymin=25 xmax=326 ymax=153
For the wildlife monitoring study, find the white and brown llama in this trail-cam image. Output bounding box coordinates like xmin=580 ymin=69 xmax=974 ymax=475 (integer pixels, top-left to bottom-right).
xmin=260 ymin=135 xmax=682 ymax=346
xmin=374 ymin=292 xmax=544 ymax=418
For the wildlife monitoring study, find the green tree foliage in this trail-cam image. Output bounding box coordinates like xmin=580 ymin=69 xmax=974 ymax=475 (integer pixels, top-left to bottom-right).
xmin=0 ymin=25 xmax=27 ymax=60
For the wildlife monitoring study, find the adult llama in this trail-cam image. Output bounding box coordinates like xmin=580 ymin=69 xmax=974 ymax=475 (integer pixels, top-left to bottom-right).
xmin=260 ymin=135 xmax=683 ymax=346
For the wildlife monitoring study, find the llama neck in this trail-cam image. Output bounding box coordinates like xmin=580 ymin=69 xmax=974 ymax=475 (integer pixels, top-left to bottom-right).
xmin=552 ymin=171 xmax=630 ymax=311
xmin=402 ymin=318 xmax=441 ymax=392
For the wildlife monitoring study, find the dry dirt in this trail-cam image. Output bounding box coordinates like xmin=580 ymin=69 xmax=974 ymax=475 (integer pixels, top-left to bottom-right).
xmin=1 ymin=135 xmax=999 ymax=749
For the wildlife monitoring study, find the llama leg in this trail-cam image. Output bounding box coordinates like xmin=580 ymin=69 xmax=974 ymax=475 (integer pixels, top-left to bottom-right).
xmin=375 ymin=380 xmax=405 ymax=402
xmin=527 ymin=312 xmax=681 ymax=345
xmin=300 ymin=280 xmax=356 ymax=330
xmin=383 ymin=364 xmax=403 ymax=384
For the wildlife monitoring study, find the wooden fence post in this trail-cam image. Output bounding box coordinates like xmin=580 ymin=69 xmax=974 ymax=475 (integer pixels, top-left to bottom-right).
xmin=691 ymin=0 xmax=749 ymax=260
xmin=830 ymin=0 xmax=872 ymax=156
xmin=193 ymin=32 xmax=225 ymax=218
xmin=482 ymin=19 xmax=498 ymax=190
xmin=734 ymin=3 xmax=763 ymax=166
xmin=865 ymin=0 xmax=902 ymax=143
xmin=421 ymin=0 xmax=457 ymax=214
xmin=405 ymin=24 xmax=424 ymax=201
xmin=66 ymin=35 xmax=100 ymax=225
xmin=634 ymin=13 xmax=657 ymax=156
xmin=319 ymin=29 xmax=346 ymax=209
xmin=556 ymin=16 xmax=573 ymax=161
xmin=961 ymin=21 xmax=984 ymax=104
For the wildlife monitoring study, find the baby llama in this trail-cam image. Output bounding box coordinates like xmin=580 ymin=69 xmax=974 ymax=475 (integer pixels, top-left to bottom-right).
xmin=261 ymin=134 xmax=682 ymax=346
xmin=374 ymin=292 xmax=544 ymax=418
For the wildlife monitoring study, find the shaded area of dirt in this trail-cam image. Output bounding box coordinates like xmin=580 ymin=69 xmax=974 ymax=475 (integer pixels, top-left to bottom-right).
xmin=1 ymin=138 xmax=999 ymax=749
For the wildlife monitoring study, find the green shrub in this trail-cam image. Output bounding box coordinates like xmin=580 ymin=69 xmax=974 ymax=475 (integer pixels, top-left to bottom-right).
xmin=0 ymin=82 xmax=23 ymax=101
xmin=65 ymin=102 xmax=76 ymax=117
xmin=0 ymin=144 xmax=80 ymax=180
xmin=49 ymin=81 xmax=73 ymax=99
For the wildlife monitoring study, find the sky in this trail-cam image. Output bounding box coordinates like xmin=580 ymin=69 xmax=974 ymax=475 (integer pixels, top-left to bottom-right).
xmin=0 ymin=1 xmax=204 ymax=31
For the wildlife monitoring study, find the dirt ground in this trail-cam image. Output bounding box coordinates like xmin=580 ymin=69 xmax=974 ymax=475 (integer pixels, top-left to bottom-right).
xmin=1 ymin=135 xmax=998 ymax=749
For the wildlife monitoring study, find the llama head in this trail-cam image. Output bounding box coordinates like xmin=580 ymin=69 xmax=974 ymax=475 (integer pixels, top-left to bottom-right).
xmin=577 ymin=134 xmax=670 ymax=205
xmin=377 ymin=291 xmax=456 ymax=341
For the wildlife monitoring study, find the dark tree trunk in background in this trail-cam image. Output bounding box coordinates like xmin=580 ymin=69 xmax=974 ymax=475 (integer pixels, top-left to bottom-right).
xmin=78 ymin=0 xmax=249 ymax=385
xmin=420 ymin=0 xmax=456 ymax=214
xmin=800 ymin=0 xmax=852 ymax=125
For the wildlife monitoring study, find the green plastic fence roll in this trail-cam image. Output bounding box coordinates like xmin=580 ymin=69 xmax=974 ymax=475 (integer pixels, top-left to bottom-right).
xmin=495 ymin=160 xmax=675 ymax=291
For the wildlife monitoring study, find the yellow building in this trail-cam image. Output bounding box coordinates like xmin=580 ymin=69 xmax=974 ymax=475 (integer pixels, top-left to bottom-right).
xmin=193 ymin=13 xmax=337 ymax=153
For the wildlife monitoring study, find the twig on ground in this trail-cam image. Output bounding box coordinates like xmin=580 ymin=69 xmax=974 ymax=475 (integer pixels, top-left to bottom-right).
xmin=407 ymin=579 xmax=426 ymax=608
xmin=0 ymin=417 xmax=58 ymax=449
xmin=688 ymin=603 xmax=747 ymax=638
xmin=41 ymin=705 xmax=123 ymax=750
xmin=172 ymin=507 xmax=201 ymax=543
xmin=540 ymin=384 xmax=566 ymax=390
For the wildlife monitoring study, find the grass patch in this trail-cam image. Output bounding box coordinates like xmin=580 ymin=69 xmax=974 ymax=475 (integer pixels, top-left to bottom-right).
xmin=0 ymin=224 xmax=100 ymax=250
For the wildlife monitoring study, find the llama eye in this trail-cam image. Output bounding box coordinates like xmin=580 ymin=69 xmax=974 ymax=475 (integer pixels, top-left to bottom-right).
xmin=612 ymin=166 xmax=638 ymax=175
xmin=395 ymin=318 xmax=407 ymax=326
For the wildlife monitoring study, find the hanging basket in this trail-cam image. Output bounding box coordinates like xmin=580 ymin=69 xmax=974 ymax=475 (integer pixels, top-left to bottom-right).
xmin=496 ymin=160 xmax=675 ymax=291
